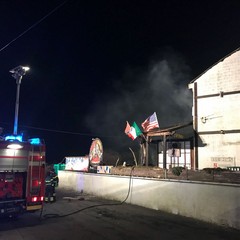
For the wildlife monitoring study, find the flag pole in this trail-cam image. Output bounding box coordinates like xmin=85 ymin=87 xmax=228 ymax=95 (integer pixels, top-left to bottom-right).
xmin=145 ymin=135 xmax=149 ymax=166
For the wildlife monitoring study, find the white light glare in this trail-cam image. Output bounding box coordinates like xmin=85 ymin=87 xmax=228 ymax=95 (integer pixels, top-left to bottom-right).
xmin=22 ymin=66 xmax=30 ymax=71
xmin=7 ymin=143 xmax=23 ymax=149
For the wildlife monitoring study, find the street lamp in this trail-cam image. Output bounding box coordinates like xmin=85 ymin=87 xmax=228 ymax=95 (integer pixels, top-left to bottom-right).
xmin=9 ymin=65 xmax=30 ymax=135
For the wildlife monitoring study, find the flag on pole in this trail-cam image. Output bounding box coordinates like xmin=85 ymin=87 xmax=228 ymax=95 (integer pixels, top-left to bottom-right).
xmin=124 ymin=121 xmax=131 ymax=135
xmin=125 ymin=121 xmax=142 ymax=140
xmin=141 ymin=112 xmax=159 ymax=132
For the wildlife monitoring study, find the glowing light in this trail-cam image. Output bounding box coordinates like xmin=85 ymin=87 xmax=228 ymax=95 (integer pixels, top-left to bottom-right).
xmin=9 ymin=65 xmax=30 ymax=78
xmin=31 ymin=196 xmax=44 ymax=202
xmin=7 ymin=143 xmax=23 ymax=149
xmin=22 ymin=66 xmax=30 ymax=72
xmin=28 ymin=138 xmax=41 ymax=145
xmin=5 ymin=135 xmax=23 ymax=142
xmin=32 ymin=180 xmax=39 ymax=187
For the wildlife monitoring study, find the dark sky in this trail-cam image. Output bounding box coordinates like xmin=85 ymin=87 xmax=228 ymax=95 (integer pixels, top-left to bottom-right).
xmin=0 ymin=0 xmax=240 ymax=163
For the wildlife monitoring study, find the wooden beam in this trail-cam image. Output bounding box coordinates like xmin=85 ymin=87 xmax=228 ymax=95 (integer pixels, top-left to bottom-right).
xmin=146 ymin=131 xmax=173 ymax=137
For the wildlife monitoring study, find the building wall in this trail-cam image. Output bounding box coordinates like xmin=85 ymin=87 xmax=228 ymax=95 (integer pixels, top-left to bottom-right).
xmin=189 ymin=50 xmax=240 ymax=169
xmin=58 ymin=170 xmax=240 ymax=230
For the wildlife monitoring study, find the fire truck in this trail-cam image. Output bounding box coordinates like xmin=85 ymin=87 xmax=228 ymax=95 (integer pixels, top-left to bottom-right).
xmin=0 ymin=135 xmax=45 ymax=217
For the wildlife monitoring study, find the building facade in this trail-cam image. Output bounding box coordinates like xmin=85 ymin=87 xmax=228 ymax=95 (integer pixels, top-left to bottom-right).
xmin=188 ymin=48 xmax=240 ymax=169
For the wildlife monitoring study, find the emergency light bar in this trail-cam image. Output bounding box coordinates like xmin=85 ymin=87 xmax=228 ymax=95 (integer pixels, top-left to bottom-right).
xmin=5 ymin=134 xmax=23 ymax=142
xmin=28 ymin=138 xmax=41 ymax=145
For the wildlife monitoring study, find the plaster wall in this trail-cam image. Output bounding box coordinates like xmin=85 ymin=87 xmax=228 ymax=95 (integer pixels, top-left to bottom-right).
xmin=189 ymin=50 xmax=240 ymax=168
xmin=58 ymin=170 xmax=240 ymax=230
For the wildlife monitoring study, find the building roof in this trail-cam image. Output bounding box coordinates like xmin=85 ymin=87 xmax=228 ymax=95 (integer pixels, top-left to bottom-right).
xmin=145 ymin=121 xmax=193 ymax=137
xmin=189 ymin=47 xmax=240 ymax=84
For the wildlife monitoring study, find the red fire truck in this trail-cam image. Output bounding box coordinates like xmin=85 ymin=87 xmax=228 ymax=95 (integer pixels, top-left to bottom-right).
xmin=0 ymin=136 xmax=45 ymax=217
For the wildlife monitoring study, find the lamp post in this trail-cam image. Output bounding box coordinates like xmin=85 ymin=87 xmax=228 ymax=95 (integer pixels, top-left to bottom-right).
xmin=9 ymin=65 xmax=30 ymax=135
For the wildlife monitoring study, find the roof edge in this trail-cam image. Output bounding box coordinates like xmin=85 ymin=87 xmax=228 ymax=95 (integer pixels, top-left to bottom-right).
xmin=189 ymin=47 xmax=240 ymax=84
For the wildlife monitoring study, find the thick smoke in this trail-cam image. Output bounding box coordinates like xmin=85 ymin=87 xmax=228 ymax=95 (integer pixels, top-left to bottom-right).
xmin=84 ymin=50 xmax=193 ymax=154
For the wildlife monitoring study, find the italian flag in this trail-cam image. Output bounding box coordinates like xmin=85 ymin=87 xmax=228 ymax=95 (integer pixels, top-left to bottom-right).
xmin=125 ymin=121 xmax=142 ymax=140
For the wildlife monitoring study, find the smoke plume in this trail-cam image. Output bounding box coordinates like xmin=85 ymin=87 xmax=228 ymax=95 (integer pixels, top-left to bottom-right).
xmin=84 ymin=50 xmax=193 ymax=153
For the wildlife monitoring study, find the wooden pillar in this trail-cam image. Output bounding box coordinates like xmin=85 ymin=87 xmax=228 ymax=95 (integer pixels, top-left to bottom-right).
xmin=145 ymin=136 xmax=149 ymax=166
xmin=193 ymin=82 xmax=199 ymax=170
xmin=163 ymin=134 xmax=167 ymax=169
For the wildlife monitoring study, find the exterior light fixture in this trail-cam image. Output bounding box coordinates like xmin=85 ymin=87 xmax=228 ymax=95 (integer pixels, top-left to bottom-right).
xmin=10 ymin=66 xmax=30 ymax=81
xmin=9 ymin=65 xmax=30 ymax=135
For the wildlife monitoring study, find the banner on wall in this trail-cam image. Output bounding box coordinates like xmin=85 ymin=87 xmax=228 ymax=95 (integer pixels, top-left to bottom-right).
xmin=65 ymin=156 xmax=89 ymax=171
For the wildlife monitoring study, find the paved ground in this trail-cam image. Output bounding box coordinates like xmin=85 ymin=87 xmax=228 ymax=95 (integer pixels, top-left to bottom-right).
xmin=0 ymin=190 xmax=239 ymax=240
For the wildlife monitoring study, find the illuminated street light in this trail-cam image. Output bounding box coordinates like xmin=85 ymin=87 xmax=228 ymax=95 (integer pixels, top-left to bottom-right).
xmin=9 ymin=65 xmax=30 ymax=135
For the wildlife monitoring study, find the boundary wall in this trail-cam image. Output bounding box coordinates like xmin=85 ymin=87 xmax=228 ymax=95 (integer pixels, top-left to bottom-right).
xmin=58 ymin=170 xmax=240 ymax=229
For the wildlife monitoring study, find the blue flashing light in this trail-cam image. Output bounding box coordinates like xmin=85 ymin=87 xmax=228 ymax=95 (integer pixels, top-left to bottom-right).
xmin=5 ymin=135 xmax=23 ymax=142
xmin=28 ymin=138 xmax=41 ymax=145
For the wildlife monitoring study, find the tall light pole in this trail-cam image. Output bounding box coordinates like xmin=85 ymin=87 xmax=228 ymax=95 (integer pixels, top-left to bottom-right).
xmin=9 ymin=65 xmax=30 ymax=135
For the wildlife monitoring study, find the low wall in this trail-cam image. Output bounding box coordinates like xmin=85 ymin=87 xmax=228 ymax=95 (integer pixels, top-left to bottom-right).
xmin=58 ymin=170 xmax=240 ymax=230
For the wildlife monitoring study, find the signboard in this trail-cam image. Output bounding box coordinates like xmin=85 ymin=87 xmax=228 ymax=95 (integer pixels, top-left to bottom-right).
xmin=65 ymin=156 xmax=89 ymax=171
xmin=168 ymin=148 xmax=181 ymax=157
xmin=89 ymin=138 xmax=103 ymax=166
xmin=97 ymin=166 xmax=112 ymax=174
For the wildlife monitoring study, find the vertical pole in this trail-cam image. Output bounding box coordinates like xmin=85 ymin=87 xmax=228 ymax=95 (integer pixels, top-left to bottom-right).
xmin=13 ymin=76 xmax=22 ymax=135
xmin=193 ymin=82 xmax=198 ymax=170
xmin=145 ymin=136 xmax=149 ymax=166
xmin=163 ymin=134 xmax=167 ymax=169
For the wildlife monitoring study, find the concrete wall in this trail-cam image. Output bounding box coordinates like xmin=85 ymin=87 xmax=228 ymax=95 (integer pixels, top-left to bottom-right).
xmin=58 ymin=170 xmax=240 ymax=230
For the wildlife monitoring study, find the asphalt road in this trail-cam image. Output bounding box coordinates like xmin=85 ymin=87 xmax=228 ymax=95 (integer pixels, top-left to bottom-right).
xmin=0 ymin=190 xmax=239 ymax=240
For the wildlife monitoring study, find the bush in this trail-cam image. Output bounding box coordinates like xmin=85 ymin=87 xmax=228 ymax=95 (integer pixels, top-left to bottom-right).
xmin=172 ymin=166 xmax=185 ymax=176
xmin=202 ymin=167 xmax=224 ymax=174
xmin=202 ymin=168 xmax=213 ymax=174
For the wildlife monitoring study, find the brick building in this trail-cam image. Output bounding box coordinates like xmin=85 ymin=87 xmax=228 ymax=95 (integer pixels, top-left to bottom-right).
xmin=188 ymin=48 xmax=240 ymax=169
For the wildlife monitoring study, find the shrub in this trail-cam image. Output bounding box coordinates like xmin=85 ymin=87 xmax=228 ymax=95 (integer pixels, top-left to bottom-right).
xmin=172 ymin=166 xmax=185 ymax=176
xmin=202 ymin=167 xmax=224 ymax=174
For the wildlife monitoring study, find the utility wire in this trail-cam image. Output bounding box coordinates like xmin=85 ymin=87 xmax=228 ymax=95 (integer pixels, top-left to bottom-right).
xmin=21 ymin=124 xmax=98 ymax=136
xmin=21 ymin=124 xmax=123 ymax=138
xmin=0 ymin=122 xmax=124 ymax=138
xmin=0 ymin=0 xmax=68 ymax=53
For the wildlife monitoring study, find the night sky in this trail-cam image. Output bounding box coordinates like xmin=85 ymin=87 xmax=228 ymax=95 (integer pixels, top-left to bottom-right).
xmin=0 ymin=0 xmax=240 ymax=163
